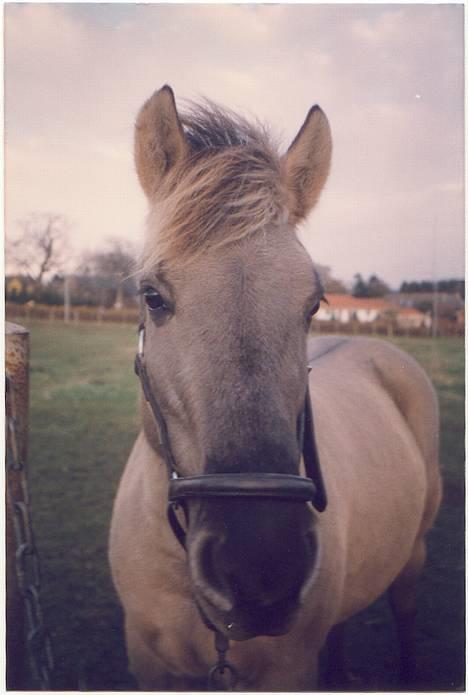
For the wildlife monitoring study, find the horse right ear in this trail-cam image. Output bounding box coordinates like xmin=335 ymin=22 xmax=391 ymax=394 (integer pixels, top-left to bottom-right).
xmin=281 ymin=105 xmax=332 ymax=225
xmin=134 ymin=85 xmax=189 ymax=198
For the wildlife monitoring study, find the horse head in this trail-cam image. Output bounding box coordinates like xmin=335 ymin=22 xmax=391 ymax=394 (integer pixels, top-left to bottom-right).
xmin=134 ymin=85 xmax=332 ymax=641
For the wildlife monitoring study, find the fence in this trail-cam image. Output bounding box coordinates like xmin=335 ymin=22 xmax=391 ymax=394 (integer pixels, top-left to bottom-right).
xmin=6 ymin=322 xmax=54 ymax=689
xmin=6 ymin=301 xmax=139 ymax=324
xmin=6 ymin=323 xmax=29 ymax=688
xmin=311 ymin=318 xmax=464 ymax=339
xmin=5 ymin=302 xmax=464 ymax=338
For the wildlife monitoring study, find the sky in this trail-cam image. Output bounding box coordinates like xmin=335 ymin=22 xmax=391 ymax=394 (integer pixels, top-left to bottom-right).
xmin=4 ymin=3 xmax=465 ymax=289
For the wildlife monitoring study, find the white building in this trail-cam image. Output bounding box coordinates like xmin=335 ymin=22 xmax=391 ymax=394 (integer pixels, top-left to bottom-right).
xmin=315 ymin=294 xmax=431 ymax=328
xmin=315 ymin=294 xmax=394 ymax=323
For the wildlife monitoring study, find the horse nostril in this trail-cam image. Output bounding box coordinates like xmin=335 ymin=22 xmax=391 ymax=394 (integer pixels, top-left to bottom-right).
xmin=199 ymin=535 xmax=224 ymax=591
xmin=189 ymin=533 xmax=233 ymax=613
xmin=230 ymin=567 xmax=302 ymax=608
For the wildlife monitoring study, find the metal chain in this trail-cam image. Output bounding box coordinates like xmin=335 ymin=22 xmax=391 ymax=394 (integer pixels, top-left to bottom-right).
xmin=207 ymin=632 xmax=238 ymax=691
xmin=6 ymin=375 xmax=55 ymax=690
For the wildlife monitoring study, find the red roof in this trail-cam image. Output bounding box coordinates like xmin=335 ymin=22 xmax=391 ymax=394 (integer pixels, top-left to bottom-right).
xmin=325 ymin=294 xmax=393 ymax=311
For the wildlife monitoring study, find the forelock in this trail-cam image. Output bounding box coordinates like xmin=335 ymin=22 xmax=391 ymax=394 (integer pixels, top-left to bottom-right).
xmin=139 ymin=101 xmax=287 ymax=272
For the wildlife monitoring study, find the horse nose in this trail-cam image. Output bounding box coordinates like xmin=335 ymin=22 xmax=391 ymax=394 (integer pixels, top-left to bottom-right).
xmin=190 ymin=515 xmax=317 ymax=615
xmin=216 ymin=538 xmax=312 ymax=608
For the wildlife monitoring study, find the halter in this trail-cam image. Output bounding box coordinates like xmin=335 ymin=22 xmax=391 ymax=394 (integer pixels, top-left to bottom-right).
xmin=135 ymin=324 xmax=327 ymax=539
xmin=134 ymin=322 xmax=327 ymax=689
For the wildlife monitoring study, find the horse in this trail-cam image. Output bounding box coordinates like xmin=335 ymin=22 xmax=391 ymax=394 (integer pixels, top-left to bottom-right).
xmin=109 ymin=85 xmax=442 ymax=691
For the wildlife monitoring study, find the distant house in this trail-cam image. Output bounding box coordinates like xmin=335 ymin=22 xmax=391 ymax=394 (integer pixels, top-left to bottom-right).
xmin=315 ymin=294 xmax=432 ymax=329
xmin=388 ymin=291 xmax=463 ymax=322
xmin=390 ymin=292 xmax=464 ymax=310
xmin=316 ymin=294 xmax=394 ymax=324
xmin=394 ymin=306 xmax=431 ymax=329
xmin=386 ymin=292 xmax=465 ymax=320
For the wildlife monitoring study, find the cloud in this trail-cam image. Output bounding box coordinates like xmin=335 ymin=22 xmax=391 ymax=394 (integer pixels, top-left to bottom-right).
xmin=4 ymin=4 xmax=464 ymax=286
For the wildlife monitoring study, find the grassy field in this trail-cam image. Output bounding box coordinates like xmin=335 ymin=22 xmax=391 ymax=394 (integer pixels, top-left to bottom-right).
xmin=10 ymin=320 xmax=464 ymax=690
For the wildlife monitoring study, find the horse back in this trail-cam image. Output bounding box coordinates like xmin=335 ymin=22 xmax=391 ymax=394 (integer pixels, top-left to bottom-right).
xmin=306 ymin=336 xmax=441 ymax=621
xmin=308 ymin=335 xmax=440 ymax=491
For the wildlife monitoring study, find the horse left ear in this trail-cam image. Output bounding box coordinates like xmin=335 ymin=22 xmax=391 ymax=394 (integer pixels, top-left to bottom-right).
xmin=281 ymin=105 xmax=332 ymax=224
xmin=134 ymin=85 xmax=189 ymax=199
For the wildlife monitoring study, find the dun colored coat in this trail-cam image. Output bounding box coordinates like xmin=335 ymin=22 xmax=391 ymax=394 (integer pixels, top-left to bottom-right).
xmin=109 ymin=86 xmax=441 ymax=691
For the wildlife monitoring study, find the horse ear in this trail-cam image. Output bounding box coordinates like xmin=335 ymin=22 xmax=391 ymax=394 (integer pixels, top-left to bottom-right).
xmin=282 ymin=105 xmax=332 ymax=224
xmin=134 ymin=85 xmax=189 ymax=198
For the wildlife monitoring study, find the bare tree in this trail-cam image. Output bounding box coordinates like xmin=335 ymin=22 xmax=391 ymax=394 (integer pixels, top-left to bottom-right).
xmin=315 ymin=264 xmax=348 ymax=294
xmin=7 ymin=213 xmax=71 ymax=287
xmin=79 ymin=237 xmax=136 ymax=308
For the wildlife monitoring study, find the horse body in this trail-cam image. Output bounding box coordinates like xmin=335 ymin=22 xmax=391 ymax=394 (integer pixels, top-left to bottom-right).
xmin=110 ymin=336 xmax=440 ymax=690
xmin=109 ymin=85 xmax=441 ymax=690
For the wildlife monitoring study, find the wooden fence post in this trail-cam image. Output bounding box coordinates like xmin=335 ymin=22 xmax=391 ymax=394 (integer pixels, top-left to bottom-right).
xmin=6 ymin=322 xmax=29 ymax=689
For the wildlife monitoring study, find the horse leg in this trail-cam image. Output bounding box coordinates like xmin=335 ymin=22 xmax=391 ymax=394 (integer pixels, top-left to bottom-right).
xmin=124 ymin=620 xmax=173 ymax=690
xmin=125 ymin=620 xmax=210 ymax=691
xmin=388 ymin=536 xmax=426 ymax=685
xmin=255 ymin=652 xmax=320 ymax=692
xmin=322 ymin=622 xmax=347 ymax=688
xmin=322 ymin=622 xmax=362 ymax=690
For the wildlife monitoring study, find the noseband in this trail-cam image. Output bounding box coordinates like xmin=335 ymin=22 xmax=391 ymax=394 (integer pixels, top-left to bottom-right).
xmin=134 ymin=324 xmax=327 ymax=550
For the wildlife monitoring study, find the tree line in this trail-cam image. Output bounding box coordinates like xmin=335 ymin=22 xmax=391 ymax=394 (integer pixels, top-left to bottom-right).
xmin=6 ymin=212 xmax=465 ymax=310
xmin=399 ymin=279 xmax=464 ymax=297
xmin=6 ymin=213 xmax=137 ymax=308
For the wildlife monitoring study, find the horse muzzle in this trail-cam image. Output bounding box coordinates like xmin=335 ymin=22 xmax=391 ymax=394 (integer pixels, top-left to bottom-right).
xmin=194 ymin=590 xmax=299 ymax=642
xmin=186 ymin=496 xmax=319 ymax=641
xmin=191 ymin=575 xmax=313 ymax=643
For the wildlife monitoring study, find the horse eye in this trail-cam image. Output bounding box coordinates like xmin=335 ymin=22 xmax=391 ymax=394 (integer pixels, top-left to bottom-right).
xmin=144 ymin=288 xmax=166 ymax=312
xmin=310 ymin=301 xmax=321 ymax=317
xmin=308 ymin=295 xmax=327 ymax=323
xmin=308 ymin=300 xmax=321 ymax=321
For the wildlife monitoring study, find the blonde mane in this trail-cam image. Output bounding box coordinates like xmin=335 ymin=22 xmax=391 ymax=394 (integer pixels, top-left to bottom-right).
xmin=140 ymin=102 xmax=287 ymax=272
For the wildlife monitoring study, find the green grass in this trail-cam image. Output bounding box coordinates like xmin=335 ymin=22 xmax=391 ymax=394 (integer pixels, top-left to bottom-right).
xmin=11 ymin=321 xmax=464 ymax=690
xmin=390 ymin=337 xmax=464 ymax=494
xmin=20 ymin=321 xmax=140 ymax=690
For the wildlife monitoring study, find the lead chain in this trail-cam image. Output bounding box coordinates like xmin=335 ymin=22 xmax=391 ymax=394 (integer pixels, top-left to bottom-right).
xmin=6 ymin=376 xmax=55 ymax=690
xmin=207 ymin=631 xmax=238 ymax=691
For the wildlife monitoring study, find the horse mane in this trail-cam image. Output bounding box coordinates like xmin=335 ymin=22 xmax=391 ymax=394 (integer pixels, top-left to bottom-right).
xmin=181 ymin=101 xmax=269 ymax=151
xmin=140 ymin=101 xmax=287 ymax=271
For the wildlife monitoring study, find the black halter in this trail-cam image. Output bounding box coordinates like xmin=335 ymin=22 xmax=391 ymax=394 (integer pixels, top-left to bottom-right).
xmin=134 ymin=324 xmax=327 ymax=550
